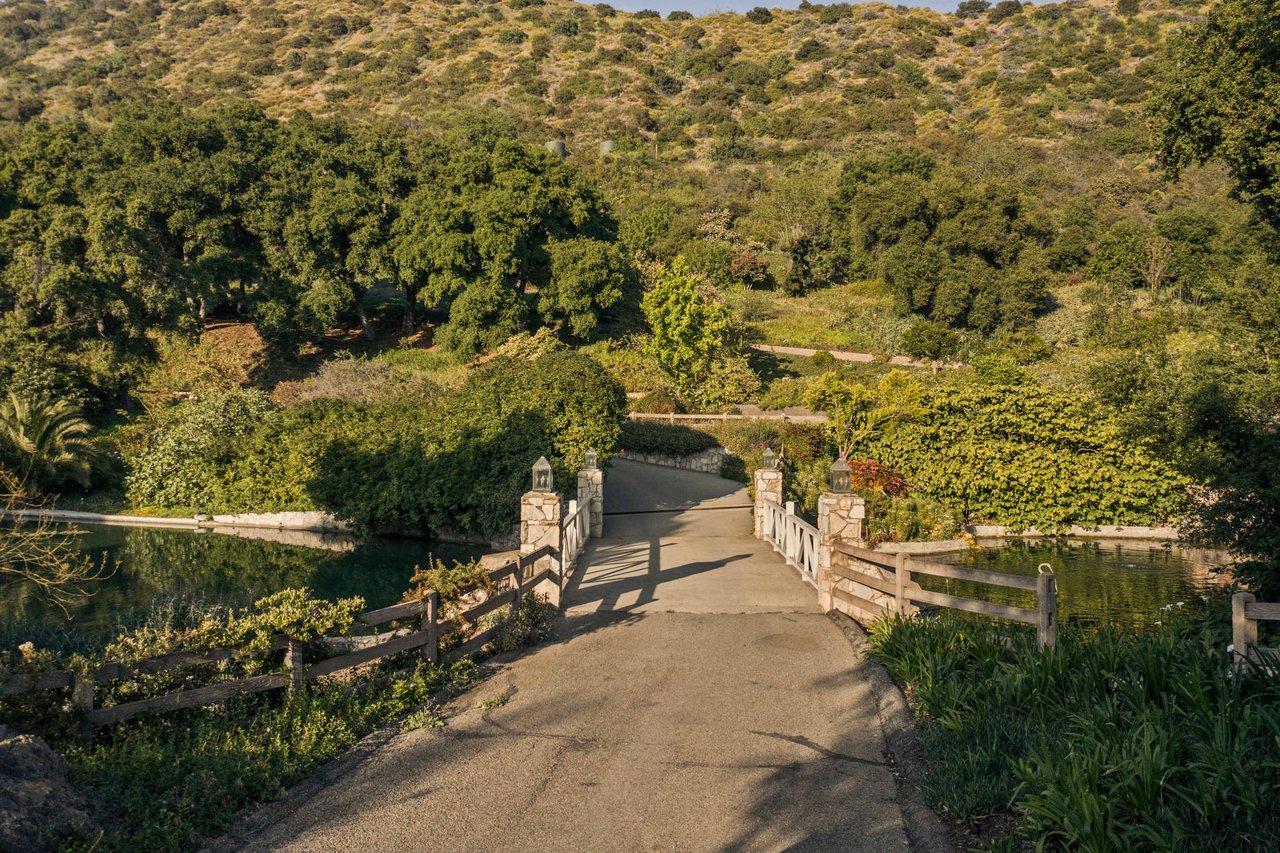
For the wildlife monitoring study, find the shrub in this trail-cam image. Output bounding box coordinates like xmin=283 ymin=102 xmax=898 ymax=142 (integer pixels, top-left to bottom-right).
xmin=811 ymin=350 xmax=837 ymax=371
xmin=630 ymin=389 xmax=681 ymax=414
xmin=667 ymin=10 xmax=693 ymax=20
xmin=125 ymin=391 xmax=279 ymax=510
xmin=294 ymin=357 xmax=441 ymax=406
xmin=619 ymin=421 xmax=719 ymax=456
xmin=861 ymin=385 xmax=1190 ymax=530
xmin=745 ymin=6 xmax=773 ymax=23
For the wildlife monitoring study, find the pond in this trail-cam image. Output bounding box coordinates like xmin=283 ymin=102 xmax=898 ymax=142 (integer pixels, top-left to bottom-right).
xmin=932 ymin=539 xmax=1232 ymax=626
xmin=0 ymin=523 xmax=486 ymax=651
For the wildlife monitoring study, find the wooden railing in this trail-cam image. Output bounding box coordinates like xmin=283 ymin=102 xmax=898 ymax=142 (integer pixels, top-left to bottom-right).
xmin=762 ymin=498 xmax=819 ymax=587
xmin=0 ymin=545 xmax=558 ymax=731
xmin=833 ymin=543 xmax=1058 ymax=649
xmin=561 ymin=498 xmax=590 ymax=569
xmin=1233 ymin=592 xmax=1280 ymax=670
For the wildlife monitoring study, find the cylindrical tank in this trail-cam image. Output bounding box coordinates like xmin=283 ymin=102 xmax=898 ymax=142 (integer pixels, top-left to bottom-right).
xmin=545 ymin=140 xmax=566 ymax=159
xmin=598 ymin=139 xmax=616 ymax=155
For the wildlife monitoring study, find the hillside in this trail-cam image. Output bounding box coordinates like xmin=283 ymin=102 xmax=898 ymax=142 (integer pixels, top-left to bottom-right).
xmin=3 ymin=0 xmax=1201 ymax=164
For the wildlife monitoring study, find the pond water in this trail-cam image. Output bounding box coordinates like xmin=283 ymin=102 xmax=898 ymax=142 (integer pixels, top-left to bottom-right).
xmin=932 ymin=539 xmax=1232 ymax=626
xmin=1 ymin=523 xmax=486 ymax=650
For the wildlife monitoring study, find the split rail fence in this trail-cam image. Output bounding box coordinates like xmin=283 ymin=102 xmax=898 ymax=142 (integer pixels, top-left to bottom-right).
xmin=1233 ymin=592 xmax=1280 ymax=670
xmin=831 ymin=544 xmax=1058 ymax=649
xmin=0 ymin=544 xmax=558 ymax=732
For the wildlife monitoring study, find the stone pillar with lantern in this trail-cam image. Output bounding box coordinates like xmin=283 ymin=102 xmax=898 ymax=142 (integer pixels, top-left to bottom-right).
xmin=817 ymin=458 xmax=866 ymax=613
xmin=577 ymin=447 xmax=604 ymax=539
xmin=521 ymin=456 xmax=562 ymax=607
xmin=753 ymin=447 xmax=783 ymax=539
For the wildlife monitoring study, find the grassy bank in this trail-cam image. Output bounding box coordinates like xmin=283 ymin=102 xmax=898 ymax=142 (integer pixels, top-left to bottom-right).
xmin=4 ymin=572 xmax=557 ymax=851
xmin=867 ymin=603 xmax=1280 ymax=851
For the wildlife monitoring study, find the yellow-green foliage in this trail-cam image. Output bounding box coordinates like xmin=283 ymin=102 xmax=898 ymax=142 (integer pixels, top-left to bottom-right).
xmin=862 ymin=383 xmax=1190 ymax=529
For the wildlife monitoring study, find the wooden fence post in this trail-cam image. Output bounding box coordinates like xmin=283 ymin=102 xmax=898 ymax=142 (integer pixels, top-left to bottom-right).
xmin=1233 ymin=592 xmax=1258 ymax=669
xmin=72 ymin=673 xmax=94 ymax=740
xmin=1036 ymin=565 xmax=1057 ymax=650
xmin=285 ymin=638 xmax=304 ymax=691
xmin=511 ymin=557 xmax=524 ymax=619
xmin=894 ymin=553 xmax=907 ymax=617
xmin=423 ymin=591 xmax=439 ymax=663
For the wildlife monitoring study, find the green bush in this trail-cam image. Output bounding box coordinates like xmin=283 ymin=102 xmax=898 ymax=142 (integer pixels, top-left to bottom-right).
xmin=125 ymin=355 xmax=625 ymax=537
xmin=618 ymin=421 xmax=719 ymax=456
xmin=868 ymin=604 xmax=1280 ymax=849
xmin=125 ymin=391 xmax=279 ymax=510
xmin=861 ymin=384 xmax=1189 ymax=530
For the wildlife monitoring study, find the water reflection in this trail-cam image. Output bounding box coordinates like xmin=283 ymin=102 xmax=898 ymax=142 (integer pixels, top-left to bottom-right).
xmin=933 ymin=539 xmax=1233 ymax=625
xmin=0 ymin=523 xmax=485 ymax=645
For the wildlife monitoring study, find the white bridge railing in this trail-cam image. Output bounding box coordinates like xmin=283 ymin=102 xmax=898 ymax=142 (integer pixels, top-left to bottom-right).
xmin=561 ymin=498 xmax=591 ymax=570
xmin=762 ymin=497 xmax=819 ymax=587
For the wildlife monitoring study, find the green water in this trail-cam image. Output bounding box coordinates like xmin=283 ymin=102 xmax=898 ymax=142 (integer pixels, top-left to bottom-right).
xmin=932 ymin=539 xmax=1229 ymax=625
xmin=0 ymin=523 xmax=485 ymax=648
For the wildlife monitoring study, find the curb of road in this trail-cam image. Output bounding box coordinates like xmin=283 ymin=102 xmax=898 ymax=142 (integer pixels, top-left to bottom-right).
xmin=825 ymin=611 xmax=958 ymax=853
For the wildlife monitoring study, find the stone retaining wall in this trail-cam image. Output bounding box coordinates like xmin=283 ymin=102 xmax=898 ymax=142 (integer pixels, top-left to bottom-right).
xmin=620 ymin=447 xmax=729 ymax=475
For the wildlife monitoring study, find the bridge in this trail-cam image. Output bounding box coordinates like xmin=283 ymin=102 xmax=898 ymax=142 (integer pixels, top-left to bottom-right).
xmin=226 ymin=457 xmax=963 ymax=852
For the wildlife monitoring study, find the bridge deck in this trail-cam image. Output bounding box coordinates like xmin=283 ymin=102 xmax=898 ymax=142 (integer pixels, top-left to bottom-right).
xmin=230 ymin=460 xmax=919 ymax=853
xmin=566 ymin=459 xmax=818 ymax=615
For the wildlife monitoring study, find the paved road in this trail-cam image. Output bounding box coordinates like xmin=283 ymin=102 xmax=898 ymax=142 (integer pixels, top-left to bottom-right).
xmin=231 ymin=460 xmax=921 ymax=852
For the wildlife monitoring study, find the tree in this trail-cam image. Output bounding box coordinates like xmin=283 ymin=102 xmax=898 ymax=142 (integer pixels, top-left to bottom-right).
xmin=1142 ymin=235 xmax=1174 ymax=297
xmin=435 ymin=277 xmax=528 ymax=357
xmin=1117 ymin=0 xmax=1140 ymax=17
xmin=902 ymin=320 xmax=959 ymax=373
xmin=541 ymin=238 xmax=626 ymax=339
xmin=956 ymin=0 xmax=991 ymax=17
xmin=1152 ymin=0 xmax=1280 ymax=231
xmin=0 ymin=469 xmax=108 ymax=613
xmin=0 ymin=392 xmax=101 ymax=493
xmin=641 ymin=258 xmax=734 ymax=404
xmin=805 ymin=370 xmax=924 ymax=460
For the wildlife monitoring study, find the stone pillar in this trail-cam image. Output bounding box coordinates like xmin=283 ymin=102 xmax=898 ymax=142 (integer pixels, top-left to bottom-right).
xmin=520 ymin=490 xmax=562 ymax=608
xmin=753 ymin=466 xmax=783 ymax=539
xmin=577 ymin=464 xmax=604 ymax=538
xmin=817 ymin=492 xmax=866 ymax=612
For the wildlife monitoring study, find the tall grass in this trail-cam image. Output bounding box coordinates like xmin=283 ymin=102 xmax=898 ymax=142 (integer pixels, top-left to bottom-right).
xmin=868 ymin=602 xmax=1280 ymax=851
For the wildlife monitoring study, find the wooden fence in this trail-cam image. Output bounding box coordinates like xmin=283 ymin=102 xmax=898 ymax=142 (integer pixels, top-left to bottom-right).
xmin=832 ymin=543 xmax=1058 ymax=649
xmin=1233 ymin=592 xmax=1280 ymax=670
xmin=627 ymin=412 xmax=828 ymax=424
xmin=761 ymin=498 xmax=819 ymax=587
xmin=0 ymin=544 xmax=558 ymax=731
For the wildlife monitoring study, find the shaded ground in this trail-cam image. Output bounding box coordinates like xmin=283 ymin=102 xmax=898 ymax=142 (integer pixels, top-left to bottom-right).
xmin=226 ymin=460 xmax=929 ymax=852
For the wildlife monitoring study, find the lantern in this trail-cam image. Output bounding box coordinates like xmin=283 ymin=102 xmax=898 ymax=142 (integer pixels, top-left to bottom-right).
xmin=830 ymin=458 xmax=852 ymax=493
xmin=584 ymin=447 xmax=598 ymax=469
xmin=761 ymin=447 xmax=777 ymax=469
xmin=532 ymin=456 xmax=554 ymax=491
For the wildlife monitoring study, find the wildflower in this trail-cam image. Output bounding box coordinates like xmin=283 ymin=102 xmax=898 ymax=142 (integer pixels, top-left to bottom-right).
xmin=18 ymin=641 xmax=35 ymax=661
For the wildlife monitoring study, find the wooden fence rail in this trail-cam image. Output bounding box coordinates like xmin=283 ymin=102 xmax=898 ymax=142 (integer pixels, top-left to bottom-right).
xmin=627 ymin=412 xmax=828 ymax=424
xmin=834 ymin=543 xmax=1058 ymax=649
xmin=1 ymin=544 xmax=558 ymax=730
xmin=1233 ymin=592 xmax=1280 ymax=670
